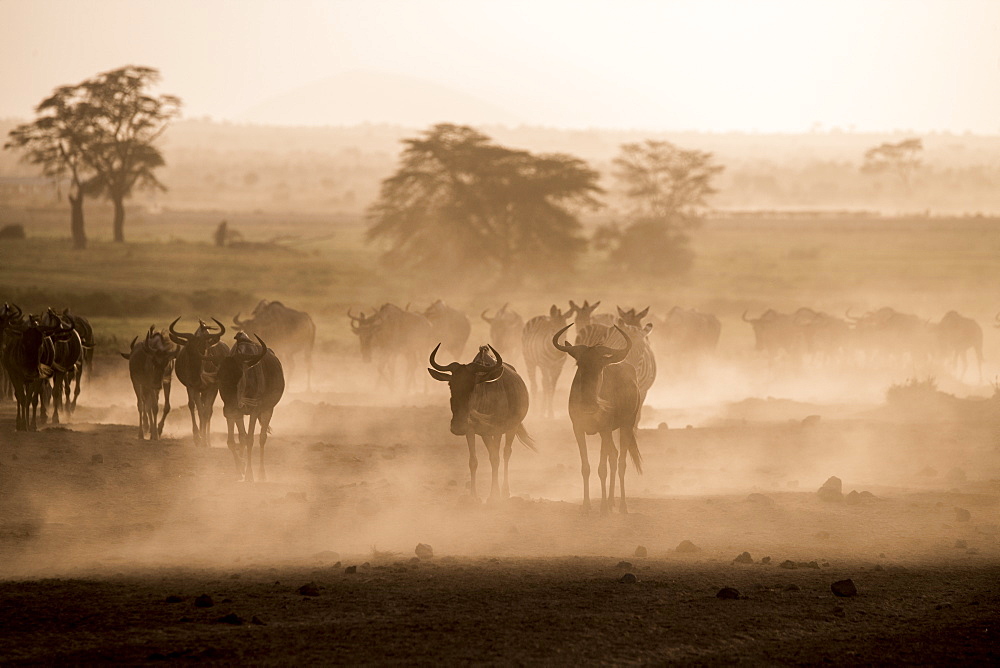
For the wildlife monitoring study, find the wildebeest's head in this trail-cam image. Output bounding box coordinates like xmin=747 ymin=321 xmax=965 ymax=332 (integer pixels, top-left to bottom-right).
xmin=552 ymin=323 xmax=632 ymax=413
xmin=169 ymin=317 xmax=225 ymax=351
xmin=427 ymin=343 xmax=504 ymax=435
xmin=348 ymin=308 xmax=381 ymax=362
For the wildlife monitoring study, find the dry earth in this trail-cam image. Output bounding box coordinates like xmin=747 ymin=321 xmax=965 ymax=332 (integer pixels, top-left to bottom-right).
xmin=2 ymin=380 xmax=1000 ymax=665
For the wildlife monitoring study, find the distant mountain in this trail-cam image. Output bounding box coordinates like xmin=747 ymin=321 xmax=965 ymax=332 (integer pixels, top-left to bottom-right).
xmin=239 ymin=70 xmax=523 ymax=127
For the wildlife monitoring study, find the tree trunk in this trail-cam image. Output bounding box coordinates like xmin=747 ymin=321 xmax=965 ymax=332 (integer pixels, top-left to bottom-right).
xmin=69 ymin=193 xmax=86 ymax=250
xmin=112 ymin=196 xmax=125 ymax=242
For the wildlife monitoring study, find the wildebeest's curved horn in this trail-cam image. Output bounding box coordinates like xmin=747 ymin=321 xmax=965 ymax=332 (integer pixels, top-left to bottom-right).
xmin=481 ymin=308 xmax=494 ymax=323
xmin=347 ymin=308 xmax=362 ymax=322
xmin=208 ymin=318 xmax=226 ymax=344
xmin=10 ymin=302 xmax=23 ymax=318
xmin=600 ymin=326 xmax=632 ymax=364
xmin=121 ymin=335 xmax=138 ymax=360
xmin=428 ymin=343 xmax=460 ymax=373
xmin=552 ymin=323 xmax=575 ymax=353
xmin=169 ymin=317 xmax=193 ymax=343
xmin=233 ymin=313 xmax=245 ymax=328
xmin=845 ymin=308 xmax=861 ymax=322
xmin=741 ymin=310 xmax=754 ymax=323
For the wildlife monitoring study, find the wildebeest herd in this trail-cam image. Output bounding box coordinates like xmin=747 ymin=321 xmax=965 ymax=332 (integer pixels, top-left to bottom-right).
xmin=0 ymin=297 xmax=992 ymax=513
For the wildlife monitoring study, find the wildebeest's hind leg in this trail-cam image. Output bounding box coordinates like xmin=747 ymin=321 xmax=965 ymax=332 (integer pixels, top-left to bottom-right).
xmin=148 ymin=388 xmax=160 ymax=441
xmin=466 ymin=433 xmax=478 ymax=500
xmin=201 ymin=388 xmax=218 ymax=447
xmin=501 ymin=431 xmax=514 ymax=498
xmin=257 ymin=408 xmax=273 ymax=482
xmin=605 ymin=431 xmax=619 ymax=513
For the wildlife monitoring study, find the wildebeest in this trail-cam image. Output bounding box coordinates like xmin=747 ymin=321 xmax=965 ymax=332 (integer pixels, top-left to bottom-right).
xmin=935 ymin=311 xmax=983 ymax=382
xmin=552 ymin=323 xmax=641 ymax=514
xmin=38 ymin=308 xmax=83 ymax=423
xmin=424 ymin=300 xmax=471 ymax=359
xmin=0 ymin=302 xmax=23 ymax=402
xmin=742 ymin=309 xmax=805 ymax=363
xmin=61 ymin=307 xmax=95 ymax=388
xmin=233 ymin=300 xmax=315 ymax=390
xmin=120 ymin=326 xmax=177 ymax=441
xmin=217 ymin=333 xmax=285 ymax=482
xmin=521 ymin=305 xmax=572 ymax=418
xmin=349 ymin=303 xmax=433 ymax=391
xmin=655 ymin=307 xmax=720 ymax=367
xmin=792 ymin=307 xmax=850 ymax=364
xmin=428 ymin=343 xmax=535 ymax=500
xmin=847 ymin=307 xmax=932 ymax=365
xmin=170 ymin=317 xmax=229 ymax=446
xmin=481 ymin=303 xmax=524 ymax=362
xmin=2 ymin=311 xmax=56 ymax=431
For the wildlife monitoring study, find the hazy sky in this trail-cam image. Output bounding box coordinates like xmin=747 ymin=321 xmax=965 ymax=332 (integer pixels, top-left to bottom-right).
xmin=2 ymin=0 xmax=999 ymax=132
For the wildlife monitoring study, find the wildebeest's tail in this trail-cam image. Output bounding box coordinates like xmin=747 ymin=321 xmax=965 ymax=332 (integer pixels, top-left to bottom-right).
xmin=515 ymin=424 xmax=538 ymax=452
xmin=620 ymin=426 xmax=642 ymax=474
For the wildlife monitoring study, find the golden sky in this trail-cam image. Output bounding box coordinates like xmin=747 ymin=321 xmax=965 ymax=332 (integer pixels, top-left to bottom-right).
xmin=2 ymin=0 xmax=999 ymax=132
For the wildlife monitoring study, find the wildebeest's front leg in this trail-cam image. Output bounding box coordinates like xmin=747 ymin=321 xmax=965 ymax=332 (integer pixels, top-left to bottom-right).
xmin=200 ymin=387 xmax=218 ymax=447
xmin=157 ymin=374 xmax=172 ymax=438
xmin=598 ymin=430 xmax=614 ymax=514
xmin=186 ymin=387 xmax=200 ymax=445
xmin=486 ymin=434 xmax=501 ymax=501
xmin=466 ymin=432 xmax=478 ymax=500
xmin=226 ymin=417 xmax=245 ymax=478
xmin=244 ymin=413 xmax=259 ymax=483
xmin=257 ymin=408 xmax=273 ymax=482
xmin=574 ymin=424 xmax=591 ymax=512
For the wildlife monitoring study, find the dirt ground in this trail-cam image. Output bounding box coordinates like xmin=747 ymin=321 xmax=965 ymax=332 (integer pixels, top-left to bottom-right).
xmin=2 ymin=376 xmax=1000 ymax=665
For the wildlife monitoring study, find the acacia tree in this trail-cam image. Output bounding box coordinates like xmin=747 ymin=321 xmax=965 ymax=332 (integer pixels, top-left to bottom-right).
xmin=597 ymin=140 xmax=724 ymax=276
xmin=80 ymin=66 xmax=181 ymax=242
xmin=367 ymin=124 xmax=602 ymax=281
xmin=861 ymin=137 xmax=922 ymax=193
xmin=5 ymin=86 xmax=100 ymax=249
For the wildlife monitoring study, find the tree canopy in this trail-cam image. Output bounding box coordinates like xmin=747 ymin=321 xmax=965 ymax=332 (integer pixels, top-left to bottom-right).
xmin=597 ymin=140 xmax=724 ymax=276
xmin=4 ymin=65 xmax=180 ymax=245
xmin=366 ymin=124 xmax=602 ymax=280
xmin=861 ymin=137 xmax=922 ymax=192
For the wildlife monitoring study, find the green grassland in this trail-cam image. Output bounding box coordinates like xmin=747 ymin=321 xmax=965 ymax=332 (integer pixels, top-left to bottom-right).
xmin=2 ymin=210 xmax=999 ymax=358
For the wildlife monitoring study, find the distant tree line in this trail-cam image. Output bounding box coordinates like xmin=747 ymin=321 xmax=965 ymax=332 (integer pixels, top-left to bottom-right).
xmin=5 ymin=66 xmax=180 ymax=249
xmin=367 ymin=124 xmax=726 ymax=281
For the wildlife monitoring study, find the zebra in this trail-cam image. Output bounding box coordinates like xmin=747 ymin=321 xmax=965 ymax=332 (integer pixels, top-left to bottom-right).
xmin=521 ymin=304 xmax=571 ymax=418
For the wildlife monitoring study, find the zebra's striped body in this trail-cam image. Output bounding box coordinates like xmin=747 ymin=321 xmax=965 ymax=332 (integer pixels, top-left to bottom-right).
xmin=521 ymin=305 xmax=570 ymax=418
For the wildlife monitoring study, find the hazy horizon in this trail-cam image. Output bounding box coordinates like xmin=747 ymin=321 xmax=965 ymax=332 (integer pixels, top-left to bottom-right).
xmin=2 ymin=0 xmax=999 ymax=134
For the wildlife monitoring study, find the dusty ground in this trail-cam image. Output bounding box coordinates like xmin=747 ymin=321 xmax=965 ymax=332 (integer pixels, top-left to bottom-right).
xmin=2 ymin=379 xmax=1000 ymax=665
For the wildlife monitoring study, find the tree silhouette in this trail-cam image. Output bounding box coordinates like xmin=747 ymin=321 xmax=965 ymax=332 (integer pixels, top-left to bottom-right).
xmin=861 ymin=137 xmax=922 ymax=193
xmin=367 ymin=124 xmax=602 ymax=280
xmin=5 ymin=86 xmax=100 ymax=249
xmin=80 ymin=66 xmax=181 ymax=242
xmin=598 ymin=140 xmax=723 ymax=276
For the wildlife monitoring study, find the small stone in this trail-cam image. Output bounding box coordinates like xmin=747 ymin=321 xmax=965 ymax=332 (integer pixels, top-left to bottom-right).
xmin=215 ymin=613 xmax=244 ymax=625
xmin=415 ymin=543 xmax=434 ymax=559
xmin=874 ymin=564 xmax=884 ymax=572
xmin=954 ymin=507 xmax=971 ymax=522
xmin=784 ymin=583 xmax=800 ymax=591
xmin=410 ymin=556 xmax=421 ymax=563
xmin=817 ymin=476 xmax=843 ymax=502
xmin=845 ymin=490 xmax=861 ymax=505
xmin=194 ymin=594 xmax=214 ymax=608
xmin=800 ymin=561 xmax=820 ymax=570
xmin=634 ymin=546 xmax=647 ymax=558
xmin=165 ymin=595 xmax=184 ymax=603
xmin=935 ymin=602 xmax=953 ymax=610
xmin=298 ymin=582 xmax=320 ymax=596
xmin=780 ymin=560 xmax=797 ymax=569
xmin=832 ymin=605 xmax=846 ymax=617
xmin=733 ymin=551 xmax=753 ymax=564
xmin=344 ymin=565 xmax=357 ymax=574
xmin=746 ymin=493 xmax=775 ymax=506
xmin=619 ymin=573 xmax=638 ymax=583
xmin=91 ymin=454 xmax=103 ymax=464
xmin=658 ymin=422 xmax=668 ymax=430
xmin=831 ymin=579 xmax=858 ymax=597
xmin=760 ymin=556 xmax=772 ymax=564
xmin=675 ymin=540 xmax=700 ymax=553
xmin=616 ymin=561 xmax=633 ymax=569
xmin=716 ymin=587 xmax=740 ymax=599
